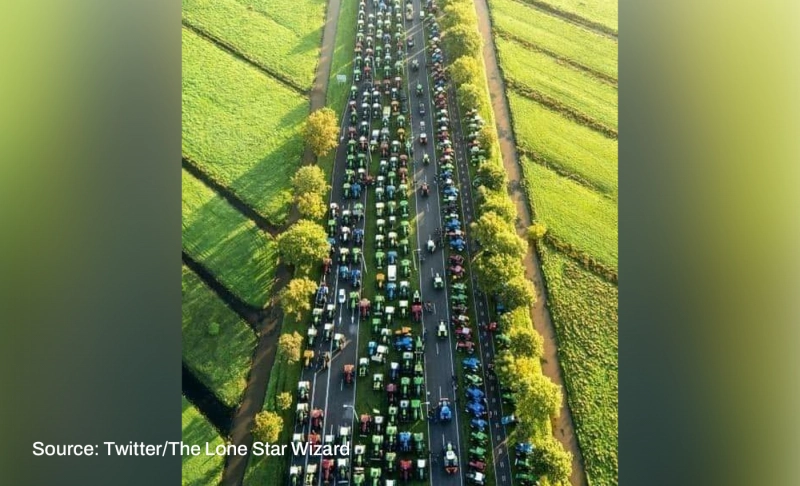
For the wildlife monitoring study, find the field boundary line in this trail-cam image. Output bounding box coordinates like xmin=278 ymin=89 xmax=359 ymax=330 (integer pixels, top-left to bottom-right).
xmin=505 ymin=78 xmax=617 ymax=139
xmin=494 ymin=29 xmax=617 ymax=86
xmin=515 ymin=146 xmax=613 ymax=196
xmin=182 ymin=156 xmax=283 ymax=237
xmin=182 ymin=21 xmax=308 ymax=96
xmin=182 ymin=252 xmax=266 ymax=330
xmin=509 ymin=0 xmax=617 ymax=39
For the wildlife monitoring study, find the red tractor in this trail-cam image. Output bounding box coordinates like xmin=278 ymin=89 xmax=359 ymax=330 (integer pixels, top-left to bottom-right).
xmin=456 ymin=341 xmax=475 ymax=354
xmin=360 ymin=414 xmax=373 ymax=435
xmin=399 ymin=460 xmax=413 ymax=481
xmin=344 ymin=365 xmax=355 ymax=384
xmin=311 ymin=409 xmax=324 ymax=432
xmin=411 ymin=303 xmax=423 ymax=322
xmin=420 ymin=182 xmax=429 ymax=196
xmin=455 ymin=327 xmax=472 ymax=341
xmin=322 ymin=459 xmax=335 ymax=485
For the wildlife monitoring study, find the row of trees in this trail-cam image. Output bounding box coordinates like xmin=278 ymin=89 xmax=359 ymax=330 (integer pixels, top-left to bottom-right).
xmin=436 ymin=0 xmax=572 ymax=483
xmin=252 ymin=109 xmax=339 ymax=445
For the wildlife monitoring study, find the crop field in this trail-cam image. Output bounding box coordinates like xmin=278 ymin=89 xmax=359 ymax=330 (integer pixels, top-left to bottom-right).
xmin=521 ymin=158 xmax=617 ymax=267
xmin=497 ymin=36 xmax=618 ymax=131
xmin=182 ymin=396 xmax=226 ymax=485
xmin=510 ymin=93 xmax=617 ymax=197
xmin=183 ymin=0 xmax=325 ymax=90
xmin=525 ymin=0 xmax=618 ymax=34
xmin=539 ymin=245 xmax=618 ymax=486
xmin=488 ymin=0 xmax=617 ymax=80
xmin=182 ymin=169 xmax=277 ymax=308
xmin=183 ymin=266 xmax=257 ymax=407
xmin=182 ymin=27 xmax=307 ymax=225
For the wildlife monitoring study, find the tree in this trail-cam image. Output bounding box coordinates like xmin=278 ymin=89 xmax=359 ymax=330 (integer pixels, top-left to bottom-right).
xmin=443 ymin=24 xmax=482 ymax=61
xmin=498 ymin=274 xmax=536 ymax=310
xmin=473 ymin=252 xmax=518 ymax=295
xmin=476 ymin=162 xmax=506 ymax=191
xmin=516 ymin=359 xmax=561 ymax=420
xmin=470 ymin=212 xmax=526 ymax=258
xmin=449 ymin=56 xmax=482 ymax=87
xmin=277 ymin=331 xmax=304 ymax=365
xmin=291 ymin=166 xmax=329 ymax=197
xmin=253 ymin=411 xmax=283 ymax=443
xmin=476 ymin=125 xmax=498 ymax=160
xmin=477 ymin=186 xmax=516 ymax=221
xmin=207 ymin=321 xmax=220 ymax=336
xmin=276 ymin=392 xmax=293 ymax=411
xmin=303 ymin=108 xmax=339 ymax=157
xmin=456 ymin=83 xmax=484 ymax=114
xmin=441 ymin=3 xmax=477 ymax=31
xmin=280 ymin=277 xmax=318 ymax=320
xmin=500 ymin=308 xmax=544 ymax=358
xmin=535 ymin=435 xmax=573 ymax=485
xmin=527 ymin=222 xmax=548 ymax=241
xmin=296 ymin=191 xmax=327 ymax=220
xmin=276 ymin=219 xmax=329 ymax=275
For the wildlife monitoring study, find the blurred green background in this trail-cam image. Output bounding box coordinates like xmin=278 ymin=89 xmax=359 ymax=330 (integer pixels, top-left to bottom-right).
xmin=0 ymin=0 xmax=799 ymax=484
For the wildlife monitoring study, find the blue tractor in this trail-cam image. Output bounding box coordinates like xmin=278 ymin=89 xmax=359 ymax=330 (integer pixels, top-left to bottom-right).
xmin=438 ymin=398 xmax=453 ymax=422
xmin=465 ymin=385 xmax=485 ymax=401
xmin=462 ymin=358 xmax=481 ymax=373
xmin=450 ymin=238 xmax=465 ymax=252
xmin=354 ymin=228 xmax=364 ymax=244
xmin=445 ymin=219 xmax=461 ymax=231
xmin=398 ymin=432 xmax=412 ymax=452
xmin=351 ymin=269 xmax=362 ymax=288
xmin=394 ymin=336 xmax=413 ymax=352
xmin=387 ymin=250 xmax=398 ymax=264
xmin=470 ymin=419 xmax=488 ymax=431
xmin=466 ymin=401 xmax=486 ymax=418
xmin=386 ymin=282 xmax=397 ymax=300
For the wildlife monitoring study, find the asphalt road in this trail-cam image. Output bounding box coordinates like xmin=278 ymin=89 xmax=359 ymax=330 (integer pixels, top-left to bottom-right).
xmin=286 ymin=1 xmax=518 ymax=485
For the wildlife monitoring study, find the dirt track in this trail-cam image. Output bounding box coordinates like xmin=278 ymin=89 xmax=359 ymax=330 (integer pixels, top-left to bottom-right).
xmin=471 ymin=0 xmax=589 ymax=484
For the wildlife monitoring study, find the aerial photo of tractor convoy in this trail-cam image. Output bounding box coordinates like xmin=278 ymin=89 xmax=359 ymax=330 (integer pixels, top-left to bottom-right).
xmin=181 ymin=0 xmax=617 ymax=484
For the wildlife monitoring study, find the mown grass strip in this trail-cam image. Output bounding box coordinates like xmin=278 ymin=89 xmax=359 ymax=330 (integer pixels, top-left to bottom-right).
xmin=515 ymin=0 xmax=617 ymax=37
xmin=508 ymin=92 xmax=618 ymax=197
xmin=182 ymin=168 xmax=278 ymax=308
xmin=538 ymin=244 xmax=618 ymax=486
xmin=487 ymin=0 xmax=617 ymax=81
xmin=497 ymin=35 xmax=617 ymax=133
xmin=183 ymin=0 xmax=325 ymax=91
xmin=182 ymin=395 xmax=226 ymax=485
xmin=520 ymin=157 xmax=618 ymax=268
xmin=182 ymin=26 xmax=306 ymax=225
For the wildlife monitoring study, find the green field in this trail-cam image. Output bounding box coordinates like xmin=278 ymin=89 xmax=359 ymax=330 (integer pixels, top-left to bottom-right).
xmin=488 ymin=0 xmax=617 ymax=80
xmin=182 ymin=169 xmax=277 ymax=308
xmin=539 ymin=245 xmax=618 ymax=486
xmin=183 ymin=266 xmax=257 ymax=408
xmin=183 ymin=0 xmax=325 ymax=90
xmin=510 ymin=93 xmax=617 ymax=197
xmin=521 ymin=158 xmax=617 ymax=267
xmin=528 ymin=0 xmax=618 ymax=34
xmin=497 ymin=36 xmax=617 ymax=131
xmin=182 ymin=26 xmax=307 ymax=225
xmin=182 ymin=396 xmax=226 ymax=485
